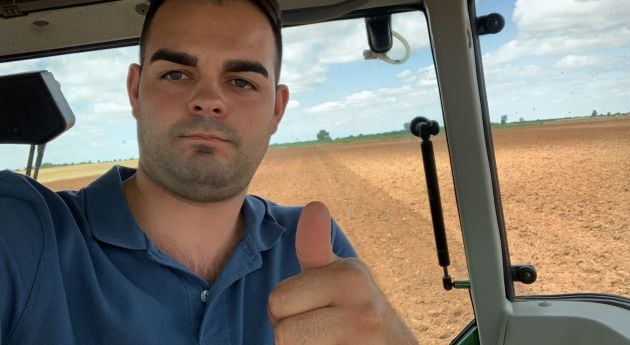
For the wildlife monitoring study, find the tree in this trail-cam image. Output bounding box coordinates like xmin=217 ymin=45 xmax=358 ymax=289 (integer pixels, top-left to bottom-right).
xmin=403 ymin=122 xmax=411 ymax=132
xmin=316 ymin=129 xmax=332 ymax=141
xmin=591 ymin=109 xmax=598 ymax=117
xmin=500 ymin=114 xmax=508 ymax=124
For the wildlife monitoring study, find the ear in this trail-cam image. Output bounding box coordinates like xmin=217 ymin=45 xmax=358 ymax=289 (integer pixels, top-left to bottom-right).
xmin=270 ymin=84 xmax=289 ymax=134
xmin=126 ymin=63 xmax=142 ymax=119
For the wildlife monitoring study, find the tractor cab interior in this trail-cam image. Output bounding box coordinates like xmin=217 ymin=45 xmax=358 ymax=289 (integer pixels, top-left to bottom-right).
xmin=1 ymin=1 xmax=628 ymax=344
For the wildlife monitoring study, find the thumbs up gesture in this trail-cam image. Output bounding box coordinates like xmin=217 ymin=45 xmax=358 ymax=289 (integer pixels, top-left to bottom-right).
xmin=268 ymin=201 xmax=418 ymax=345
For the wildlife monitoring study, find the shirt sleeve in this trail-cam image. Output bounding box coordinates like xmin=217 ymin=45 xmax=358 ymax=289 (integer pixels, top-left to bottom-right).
xmin=0 ymin=178 xmax=46 ymax=342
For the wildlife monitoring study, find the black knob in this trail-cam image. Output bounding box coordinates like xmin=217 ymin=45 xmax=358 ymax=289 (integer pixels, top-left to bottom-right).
xmin=512 ymin=265 xmax=537 ymax=285
xmin=410 ymin=116 xmax=439 ymax=140
xmin=477 ymin=13 xmax=505 ymax=35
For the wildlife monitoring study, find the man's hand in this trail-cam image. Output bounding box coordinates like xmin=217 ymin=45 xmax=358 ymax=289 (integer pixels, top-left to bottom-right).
xmin=268 ymin=201 xmax=418 ymax=345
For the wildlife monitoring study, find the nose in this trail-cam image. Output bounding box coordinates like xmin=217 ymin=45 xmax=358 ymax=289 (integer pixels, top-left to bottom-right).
xmin=187 ymin=81 xmax=227 ymax=117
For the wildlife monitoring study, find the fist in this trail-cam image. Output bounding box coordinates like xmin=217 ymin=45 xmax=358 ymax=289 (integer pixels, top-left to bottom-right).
xmin=268 ymin=201 xmax=418 ymax=345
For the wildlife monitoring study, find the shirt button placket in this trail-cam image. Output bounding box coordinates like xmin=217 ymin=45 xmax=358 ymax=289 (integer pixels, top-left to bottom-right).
xmin=200 ymin=289 xmax=209 ymax=303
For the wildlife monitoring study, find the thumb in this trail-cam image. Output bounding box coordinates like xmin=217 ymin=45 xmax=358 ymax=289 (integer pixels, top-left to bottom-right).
xmin=295 ymin=201 xmax=337 ymax=271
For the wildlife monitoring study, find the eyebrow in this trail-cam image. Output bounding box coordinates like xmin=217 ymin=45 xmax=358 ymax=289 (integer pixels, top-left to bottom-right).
xmin=224 ymin=60 xmax=269 ymax=79
xmin=148 ymin=50 xmax=269 ymax=79
xmin=149 ymin=49 xmax=197 ymax=67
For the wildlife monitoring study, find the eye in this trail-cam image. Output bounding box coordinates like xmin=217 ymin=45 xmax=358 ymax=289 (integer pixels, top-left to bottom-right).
xmin=160 ymin=71 xmax=189 ymax=81
xmin=231 ymin=78 xmax=255 ymax=89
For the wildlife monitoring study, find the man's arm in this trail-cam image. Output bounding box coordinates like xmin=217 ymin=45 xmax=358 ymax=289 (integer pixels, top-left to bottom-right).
xmin=269 ymin=201 xmax=418 ymax=345
xmin=0 ymin=236 xmax=14 ymax=341
xmin=0 ymin=178 xmax=47 ymax=342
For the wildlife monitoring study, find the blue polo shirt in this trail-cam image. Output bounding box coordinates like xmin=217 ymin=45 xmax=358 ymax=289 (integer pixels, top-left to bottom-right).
xmin=0 ymin=166 xmax=356 ymax=345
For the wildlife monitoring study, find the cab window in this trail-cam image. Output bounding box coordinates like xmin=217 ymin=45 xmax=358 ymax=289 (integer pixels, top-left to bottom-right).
xmin=0 ymin=10 xmax=475 ymax=344
xmin=477 ymin=0 xmax=630 ymax=298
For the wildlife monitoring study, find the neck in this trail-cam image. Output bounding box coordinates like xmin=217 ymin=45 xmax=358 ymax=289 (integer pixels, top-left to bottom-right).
xmin=123 ymin=166 xmax=246 ymax=283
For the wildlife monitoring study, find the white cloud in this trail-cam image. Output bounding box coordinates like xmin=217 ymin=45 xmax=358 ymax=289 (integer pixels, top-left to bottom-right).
xmin=305 ymin=65 xmax=440 ymax=116
xmin=555 ymin=55 xmax=598 ymax=69
xmin=396 ymin=66 xmax=437 ymax=86
xmin=284 ymin=77 xmax=443 ymax=142
xmin=0 ymin=59 xmax=42 ymax=76
xmin=91 ymin=101 xmax=132 ymax=115
xmin=514 ymin=0 xmax=630 ymax=35
xmin=286 ymin=100 xmax=301 ymax=109
xmin=554 ymin=55 xmax=629 ymax=70
xmin=417 ymin=66 xmax=438 ymax=87
xmin=482 ymin=56 xmax=630 ymax=120
xmin=280 ymin=11 xmax=430 ymax=92
xmin=393 ymin=13 xmax=431 ymax=51
xmin=397 ymin=69 xmax=416 ymax=82
xmin=485 ymin=0 xmax=630 ymax=64
xmin=486 ymin=30 xmax=630 ymax=64
xmin=284 ymin=11 xmax=428 ymax=60
xmin=280 ymin=62 xmax=327 ymax=93
xmin=306 ymin=100 xmax=346 ymax=113
xmin=283 ymin=40 xmax=318 ymax=63
xmin=317 ymin=22 xmax=368 ymax=64
xmin=345 ymin=90 xmax=374 ymax=102
xmin=478 ymin=0 xmax=630 ymax=121
xmin=47 ymin=47 xmax=136 ymax=104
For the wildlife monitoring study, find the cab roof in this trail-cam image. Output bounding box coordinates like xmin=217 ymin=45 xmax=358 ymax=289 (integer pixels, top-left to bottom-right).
xmin=0 ymin=0 xmax=421 ymax=62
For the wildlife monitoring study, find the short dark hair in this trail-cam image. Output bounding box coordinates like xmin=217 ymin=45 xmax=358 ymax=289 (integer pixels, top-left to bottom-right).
xmin=139 ymin=0 xmax=283 ymax=82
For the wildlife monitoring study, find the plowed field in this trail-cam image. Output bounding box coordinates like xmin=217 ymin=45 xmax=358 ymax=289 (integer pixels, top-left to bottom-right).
xmin=44 ymin=116 xmax=630 ymax=344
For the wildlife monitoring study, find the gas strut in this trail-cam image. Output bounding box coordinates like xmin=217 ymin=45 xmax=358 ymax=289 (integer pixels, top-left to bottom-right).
xmin=410 ymin=117 xmax=469 ymax=291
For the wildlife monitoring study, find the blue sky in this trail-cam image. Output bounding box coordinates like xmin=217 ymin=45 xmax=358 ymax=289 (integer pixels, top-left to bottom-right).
xmin=1 ymin=0 xmax=629 ymax=170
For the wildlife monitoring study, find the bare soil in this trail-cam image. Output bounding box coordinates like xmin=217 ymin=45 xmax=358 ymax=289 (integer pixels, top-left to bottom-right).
xmin=45 ymin=116 xmax=630 ymax=344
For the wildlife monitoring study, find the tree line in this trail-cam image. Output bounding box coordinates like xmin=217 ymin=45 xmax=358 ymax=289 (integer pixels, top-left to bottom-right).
xmin=315 ymin=111 xmax=630 ymax=141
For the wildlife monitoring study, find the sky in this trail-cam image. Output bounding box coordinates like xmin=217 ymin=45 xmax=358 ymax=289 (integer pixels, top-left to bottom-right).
xmin=1 ymin=0 xmax=629 ymax=170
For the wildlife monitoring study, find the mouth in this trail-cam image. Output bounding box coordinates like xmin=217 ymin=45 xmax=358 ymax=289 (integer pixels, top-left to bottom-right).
xmin=180 ymin=133 xmax=231 ymax=144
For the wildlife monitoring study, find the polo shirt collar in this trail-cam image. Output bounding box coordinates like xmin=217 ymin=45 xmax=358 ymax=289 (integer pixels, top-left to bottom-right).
xmin=85 ymin=166 xmax=286 ymax=252
xmin=85 ymin=166 xmax=148 ymax=250
xmin=242 ymin=195 xmax=286 ymax=252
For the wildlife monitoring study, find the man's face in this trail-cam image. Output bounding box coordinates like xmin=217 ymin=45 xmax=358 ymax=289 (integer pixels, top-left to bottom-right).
xmin=127 ymin=0 xmax=288 ymax=203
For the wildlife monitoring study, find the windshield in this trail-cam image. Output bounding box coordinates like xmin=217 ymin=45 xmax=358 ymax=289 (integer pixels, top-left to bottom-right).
xmin=476 ymin=0 xmax=629 ymax=298
xmin=0 ymin=10 xmax=475 ymax=344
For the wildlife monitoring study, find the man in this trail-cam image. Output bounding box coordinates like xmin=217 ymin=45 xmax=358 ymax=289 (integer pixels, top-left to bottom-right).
xmin=0 ymin=0 xmax=418 ymax=344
